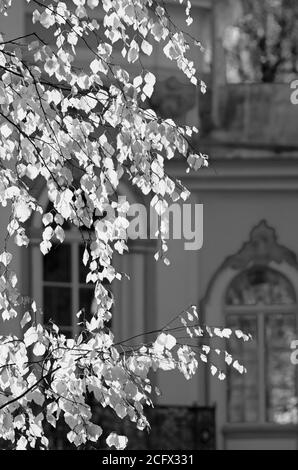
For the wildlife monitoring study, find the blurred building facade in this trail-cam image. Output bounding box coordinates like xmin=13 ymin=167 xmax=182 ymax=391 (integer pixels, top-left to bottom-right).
xmin=1 ymin=0 xmax=298 ymax=450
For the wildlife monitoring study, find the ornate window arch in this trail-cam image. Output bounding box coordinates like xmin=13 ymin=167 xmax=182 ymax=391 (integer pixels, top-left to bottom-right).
xmin=203 ymin=221 xmax=298 ymax=447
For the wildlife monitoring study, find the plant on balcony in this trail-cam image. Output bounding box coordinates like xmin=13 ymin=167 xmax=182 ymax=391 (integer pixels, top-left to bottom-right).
xmin=224 ymin=0 xmax=298 ymax=83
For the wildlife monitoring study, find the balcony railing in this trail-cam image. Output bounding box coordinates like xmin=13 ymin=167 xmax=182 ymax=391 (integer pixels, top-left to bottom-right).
xmin=49 ymin=405 xmax=216 ymax=450
xmin=200 ymin=83 xmax=298 ymax=148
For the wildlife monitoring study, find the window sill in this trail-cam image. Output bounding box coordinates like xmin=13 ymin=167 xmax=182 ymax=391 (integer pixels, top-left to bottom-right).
xmin=223 ymin=423 xmax=298 ymax=437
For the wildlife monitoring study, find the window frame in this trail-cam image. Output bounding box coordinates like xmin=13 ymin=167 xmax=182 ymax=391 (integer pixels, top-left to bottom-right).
xmin=224 ymin=270 xmax=298 ymax=425
xmin=31 ymin=227 xmax=97 ymax=337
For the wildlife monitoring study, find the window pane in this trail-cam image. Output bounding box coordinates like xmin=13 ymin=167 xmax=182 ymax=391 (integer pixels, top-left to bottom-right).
xmin=266 ymin=314 xmax=298 ymax=424
xmin=79 ymin=245 xmax=89 ymax=284
xmin=227 ymin=315 xmax=258 ymax=423
xmin=43 ymin=286 xmax=72 ymax=328
xmin=226 ymin=267 xmax=296 ymax=306
xmin=43 ymin=244 xmax=71 ymax=282
xmin=79 ymin=287 xmax=95 ymax=322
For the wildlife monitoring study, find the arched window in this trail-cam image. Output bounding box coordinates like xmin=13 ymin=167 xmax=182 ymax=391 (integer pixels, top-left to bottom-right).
xmin=225 ymin=266 xmax=298 ymax=425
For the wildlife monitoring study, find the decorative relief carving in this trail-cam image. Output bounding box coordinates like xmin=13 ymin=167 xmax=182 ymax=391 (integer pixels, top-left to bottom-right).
xmin=202 ymin=220 xmax=298 ymax=308
xmin=225 ymin=220 xmax=298 ymax=270
xmin=150 ymin=76 xmax=196 ymax=120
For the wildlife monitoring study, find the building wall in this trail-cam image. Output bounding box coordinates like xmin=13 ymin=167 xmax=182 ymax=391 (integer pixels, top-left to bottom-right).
xmin=153 ymin=153 xmax=298 ymax=449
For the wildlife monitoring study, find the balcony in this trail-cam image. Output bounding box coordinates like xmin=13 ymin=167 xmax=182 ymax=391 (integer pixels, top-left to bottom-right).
xmin=199 ymin=83 xmax=298 ymax=150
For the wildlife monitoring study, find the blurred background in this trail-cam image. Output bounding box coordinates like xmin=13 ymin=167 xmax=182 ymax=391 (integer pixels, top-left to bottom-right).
xmin=1 ymin=0 xmax=298 ymax=450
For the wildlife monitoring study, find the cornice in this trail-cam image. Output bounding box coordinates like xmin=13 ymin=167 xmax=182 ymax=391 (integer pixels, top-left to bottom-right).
xmin=166 ymin=156 xmax=298 ymax=191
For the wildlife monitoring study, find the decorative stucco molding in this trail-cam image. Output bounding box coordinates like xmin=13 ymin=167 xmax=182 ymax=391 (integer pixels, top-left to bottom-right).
xmin=224 ymin=220 xmax=298 ymax=270
xmin=201 ymin=220 xmax=298 ymax=308
xmin=150 ymin=76 xmax=196 ymax=120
